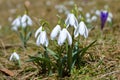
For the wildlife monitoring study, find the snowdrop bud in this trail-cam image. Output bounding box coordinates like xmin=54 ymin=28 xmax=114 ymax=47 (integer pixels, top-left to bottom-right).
xmin=65 ymin=13 xmax=78 ymax=29
xmin=9 ymin=52 xmax=20 ymax=61
xmin=50 ymin=25 xmax=61 ymax=40
xmin=35 ymin=26 xmax=42 ymax=38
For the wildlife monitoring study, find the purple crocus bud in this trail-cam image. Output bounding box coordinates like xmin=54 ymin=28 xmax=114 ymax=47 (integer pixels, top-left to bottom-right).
xmin=100 ymin=10 xmax=108 ymax=30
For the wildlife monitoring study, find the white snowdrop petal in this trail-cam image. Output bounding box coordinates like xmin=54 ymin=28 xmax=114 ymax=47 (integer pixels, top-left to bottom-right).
xmin=45 ymin=37 xmax=49 ymax=47
xmin=66 ymin=30 xmax=72 ymax=45
xmin=9 ymin=54 xmax=13 ymax=61
xmin=22 ymin=22 xmax=27 ymax=28
xmin=108 ymin=12 xmax=113 ymax=18
xmin=107 ymin=16 xmax=112 ymax=23
xmin=36 ymin=35 xmax=41 ymax=46
xmin=39 ymin=31 xmax=46 ymax=45
xmin=58 ymin=29 xmax=67 ymax=46
xmin=79 ymin=21 xmax=85 ymax=35
xmin=50 ymin=25 xmax=61 ymax=40
xmin=74 ymin=28 xmax=79 ymax=38
xmin=21 ymin=14 xmax=28 ymax=23
xmin=27 ymin=17 xmax=33 ymax=26
xmin=69 ymin=14 xmax=75 ymax=26
xmin=35 ymin=26 xmax=42 ymax=38
xmin=84 ymin=26 xmax=88 ymax=38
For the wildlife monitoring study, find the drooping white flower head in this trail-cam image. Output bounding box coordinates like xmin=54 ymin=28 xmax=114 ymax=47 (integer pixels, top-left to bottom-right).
xmin=91 ymin=15 xmax=97 ymax=22
xmin=95 ymin=10 xmax=100 ymax=16
xmin=11 ymin=16 xmax=21 ymax=31
xmin=58 ymin=28 xmax=72 ymax=46
xmin=107 ymin=16 xmax=112 ymax=23
xmin=35 ymin=26 xmax=49 ymax=47
xmin=107 ymin=12 xmax=113 ymax=23
xmin=50 ymin=25 xmax=61 ymax=40
xmin=74 ymin=21 xmax=88 ymax=38
xmin=35 ymin=26 xmax=42 ymax=38
xmin=9 ymin=52 xmax=20 ymax=61
xmin=36 ymin=31 xmax=49 ymax=47
xmin=65 ymin=13 xmax=78 ymax=29
xmin=85 ymin=12 xmax=91 ymax=18
xmin=108 ymin=12 xmax=113 ymax=18
xmin=86 ymin=18 xmax=91 ymax=23
xmin=21 ymin=14 xmax=32 ymax=28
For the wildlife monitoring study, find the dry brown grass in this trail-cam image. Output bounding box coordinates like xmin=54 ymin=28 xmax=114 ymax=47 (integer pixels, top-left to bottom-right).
xmin=0 ymin=0 xmax=120 ymax=79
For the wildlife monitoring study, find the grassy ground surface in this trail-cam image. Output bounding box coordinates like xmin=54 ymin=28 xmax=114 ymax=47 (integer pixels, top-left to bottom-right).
xmin=0 ymin=0 xmax=120 ymax=80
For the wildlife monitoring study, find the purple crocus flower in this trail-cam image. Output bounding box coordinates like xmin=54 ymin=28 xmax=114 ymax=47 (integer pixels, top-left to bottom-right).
xmin=100 ymin=10 xmax=108 ymax=30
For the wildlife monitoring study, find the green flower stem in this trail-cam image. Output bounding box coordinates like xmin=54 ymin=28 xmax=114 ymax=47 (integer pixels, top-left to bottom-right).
xmin=67 ymin=45 xmax=72 ymax=73
xmin=58 ymin=46 xmax=63 ymax=77
xmin=44 ymin=46 xmax=51 ymax=75
xmin=67 ymin=28 xmax=74 ymax=73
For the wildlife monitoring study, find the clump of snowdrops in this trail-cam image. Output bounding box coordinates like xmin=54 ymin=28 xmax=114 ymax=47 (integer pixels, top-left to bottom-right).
xmin=11 ymin=10 xmax=33 ymax=48
xmin=27 ymin=5 xmax=96 ymax=78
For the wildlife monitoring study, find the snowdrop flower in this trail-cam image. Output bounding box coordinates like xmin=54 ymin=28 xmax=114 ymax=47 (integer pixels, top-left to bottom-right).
xmin=107 ymin=16 xmax=112 ymax=23
xmin=65 ymin=13 xmax=78 ymax=29
xmin=86 ymin=18 xmax=91 ymax=23
xmin=35 ymin=26 xmax=49 ymax=47
xmin=91 ymin=15 xmax=97 ymax=22
xmin=58 ymin=28 xmax=72 ymax=46
xmin=100 ymin=10 xmax=108 ymax=30
xmin=108 ymin=12 xmax=113 ymax=18
xmin=50 ymin=25 xmax=61 ymax=40
xmin=9 ymin=52 xmax=20 ymax=61
xmin=74 ymin=21 xmax=88 ymax=38
xmin=107 ymin=12 xmax=113 ymax=23
xmin=85 ymin=12 xmax=91 ymax=18
xmin=11 ymin=16 xmax=21 ymax=31
xmin=95 ymin=10 xmax=100 ymax=16
xmin=21 ymin=14 xmax=32 ymax=28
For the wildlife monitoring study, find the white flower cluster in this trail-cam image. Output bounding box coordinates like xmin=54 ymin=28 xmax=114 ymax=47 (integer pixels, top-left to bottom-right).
xmin=11 ymin=14 xmax=32 ymax=31
xmin=85 ymin=9 xmax=113 ymax=24
xmin=35 ymin=13 xmax=88 ymax=47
